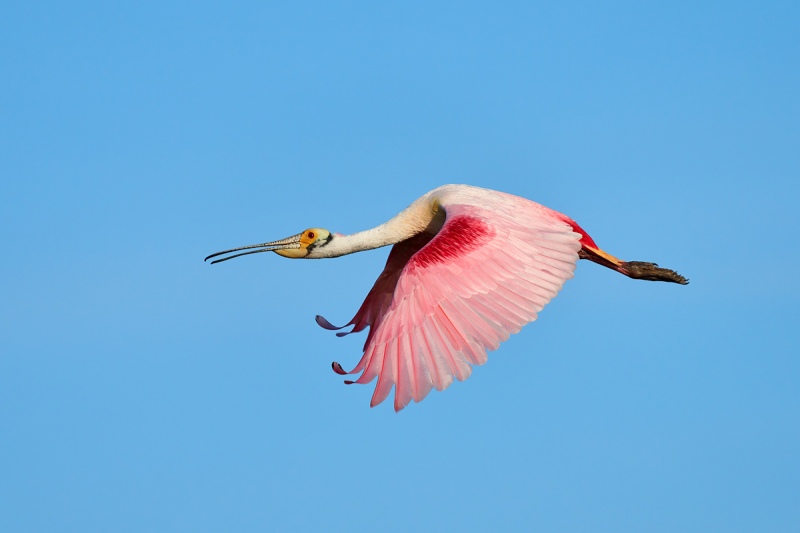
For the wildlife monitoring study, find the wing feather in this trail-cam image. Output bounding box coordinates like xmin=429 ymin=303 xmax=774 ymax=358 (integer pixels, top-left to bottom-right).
xmin=324 ymin=186 xmax=581 ymax=410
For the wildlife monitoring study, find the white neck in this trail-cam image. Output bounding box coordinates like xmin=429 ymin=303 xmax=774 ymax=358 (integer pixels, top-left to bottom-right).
xmin=311 ymin=195 xmax=441 ymax=258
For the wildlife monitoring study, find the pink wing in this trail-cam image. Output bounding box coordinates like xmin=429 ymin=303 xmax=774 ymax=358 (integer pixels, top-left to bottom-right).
xmin=317 ymin=189 xmax=583 ymax=411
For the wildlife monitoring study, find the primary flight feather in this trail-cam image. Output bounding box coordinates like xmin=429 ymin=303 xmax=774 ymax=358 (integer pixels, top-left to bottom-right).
xmin=205 ymin=184 xmax=687 ymax=411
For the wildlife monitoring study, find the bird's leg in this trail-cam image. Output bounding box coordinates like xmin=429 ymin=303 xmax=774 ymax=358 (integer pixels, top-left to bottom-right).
xmin=578 ymin=246 xmax=689 ymax=285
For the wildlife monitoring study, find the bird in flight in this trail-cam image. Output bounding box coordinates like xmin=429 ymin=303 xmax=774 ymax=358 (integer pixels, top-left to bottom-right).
xmin=205 ymin=184 xmax=687 ymax=411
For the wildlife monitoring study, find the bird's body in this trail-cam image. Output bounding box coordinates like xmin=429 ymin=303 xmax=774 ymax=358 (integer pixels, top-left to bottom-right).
xmin=206 ymin=185 xmax=687 ymax=411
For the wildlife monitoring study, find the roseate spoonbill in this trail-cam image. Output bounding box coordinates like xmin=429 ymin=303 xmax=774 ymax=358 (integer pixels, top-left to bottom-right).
xmin=205 ymin=184 xmax=687 ymax=411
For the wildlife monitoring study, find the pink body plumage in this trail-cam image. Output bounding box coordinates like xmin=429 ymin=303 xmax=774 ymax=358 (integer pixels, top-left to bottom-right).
xmin=319 ymin=185 xmax=584 ymax=411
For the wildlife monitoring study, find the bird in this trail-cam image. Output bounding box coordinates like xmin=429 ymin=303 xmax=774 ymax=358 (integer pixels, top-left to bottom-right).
xmin=205 ymin=184 xmax=687 ymax=411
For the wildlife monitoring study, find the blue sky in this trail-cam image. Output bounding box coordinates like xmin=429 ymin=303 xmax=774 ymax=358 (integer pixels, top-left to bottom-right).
xmin=1 ymin=1 xmax=798 ymax=531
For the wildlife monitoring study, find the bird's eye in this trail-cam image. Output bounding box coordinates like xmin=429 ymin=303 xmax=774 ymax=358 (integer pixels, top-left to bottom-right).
xmin=308 ymin=231 xmax=315 ymax=239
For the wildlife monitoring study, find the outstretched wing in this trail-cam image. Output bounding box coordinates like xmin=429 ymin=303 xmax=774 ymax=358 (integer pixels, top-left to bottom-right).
xmin=318 ymin=188 xmax=582 ymax=411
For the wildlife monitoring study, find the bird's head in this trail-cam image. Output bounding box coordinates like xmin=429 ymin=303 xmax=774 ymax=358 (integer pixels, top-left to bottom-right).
xmin=204 ymin=228 xmax=333 ymax=264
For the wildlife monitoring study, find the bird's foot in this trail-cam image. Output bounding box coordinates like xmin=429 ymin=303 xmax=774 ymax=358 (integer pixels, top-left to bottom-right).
xmin=620 ymin=261 xmax=689 ymax=285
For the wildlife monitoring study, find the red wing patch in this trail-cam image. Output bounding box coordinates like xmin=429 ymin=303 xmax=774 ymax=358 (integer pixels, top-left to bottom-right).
xmin=407 ymin=215 xmax=494 ymax=271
